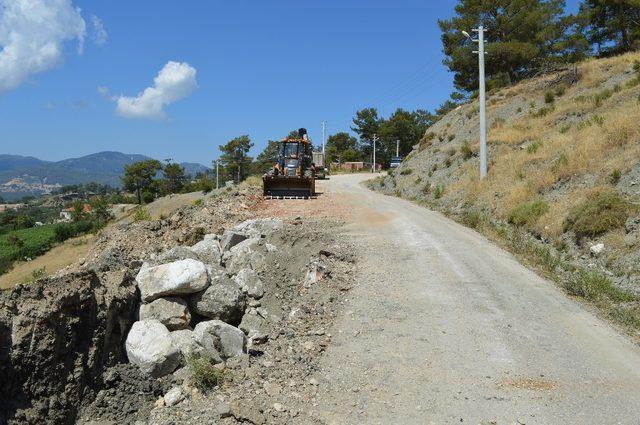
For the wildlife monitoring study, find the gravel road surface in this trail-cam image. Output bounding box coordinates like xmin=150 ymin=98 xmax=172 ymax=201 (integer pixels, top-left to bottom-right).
xmin=312 ymin=173 xmax=640 ymax=424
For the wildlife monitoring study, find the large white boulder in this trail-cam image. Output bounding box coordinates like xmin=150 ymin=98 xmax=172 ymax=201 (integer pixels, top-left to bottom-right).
xmin=139 ymin=297 xmax=191 ymax=331
xmin=190 ymin=275 xmax=246 ymax=325
xmin=234 ymin=268 xmax=264 ymax=299
xmin=194 ymin=320 xmax=246 ymax=360
xmin=136 ymin=259 xmax=209 ymax=302
xmin=126 ymin=320 xmax=181 ymax=377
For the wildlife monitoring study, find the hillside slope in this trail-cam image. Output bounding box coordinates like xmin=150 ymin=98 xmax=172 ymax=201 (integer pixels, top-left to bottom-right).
xmin=0 ymin=152 xmax=210 ymax=200
xmin=373 ymin=52 xmax=640 ymax=333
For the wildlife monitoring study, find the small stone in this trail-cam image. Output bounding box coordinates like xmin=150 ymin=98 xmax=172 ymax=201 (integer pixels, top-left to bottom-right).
xmin=266 ymin=243 xmax=278 ymax=252
xmin=273 ymin=403 xmax=285 ymax=412
xmin=590 ymin=243 xmax=605 ymax=256
xmin=164 ymin=387 xmax=184 ymax=407
xmin=309 ymin=378 xmax=319 ymax=386
xmin=264 ymin=381 xmax=282 ymax=396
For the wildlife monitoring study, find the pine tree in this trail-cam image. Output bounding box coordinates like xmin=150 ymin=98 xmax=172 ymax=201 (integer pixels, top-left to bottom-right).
xmin=219 ymin=135 xmax=254 ymax=183
xmin=580 ymin=0 xmax=640 ymax=55
xmin=440 ymin=0 xmax=589 ymax=92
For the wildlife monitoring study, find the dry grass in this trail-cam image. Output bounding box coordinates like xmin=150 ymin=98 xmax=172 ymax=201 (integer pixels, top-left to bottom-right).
xmin=0 ymin=235 xmax=96 ymax=289
xmin=446 ymin=51 xmax=640 ymax=243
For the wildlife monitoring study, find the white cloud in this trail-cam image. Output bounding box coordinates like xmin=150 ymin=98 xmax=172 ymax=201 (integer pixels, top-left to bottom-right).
xmin=91 ymin=15 xmax=108 ymax=45
xmin=0 ymin=0 xmax=86 ymax=94
xmin=113 ymin=61 xmax=198 ymax=121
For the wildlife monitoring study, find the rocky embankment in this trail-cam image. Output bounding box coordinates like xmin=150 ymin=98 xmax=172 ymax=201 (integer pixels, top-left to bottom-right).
xmin=0 ymin=188 xmax=356 ymax=424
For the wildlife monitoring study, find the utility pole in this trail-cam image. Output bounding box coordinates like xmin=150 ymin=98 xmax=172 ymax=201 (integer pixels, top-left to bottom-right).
xmin=321 ymin=121 xmax=326 ymax=154
xmin=372 ymin=134 xmax=378 ymax=173
xmin=215 ymin=160 xmax=219 ymax=190
xmin=396 ymin=139 xmax=400 ymax=157
xmin=473 ymin=26 xmax=488 ymax=179
xmin=463 ymin=26 xmax=488 ymax=179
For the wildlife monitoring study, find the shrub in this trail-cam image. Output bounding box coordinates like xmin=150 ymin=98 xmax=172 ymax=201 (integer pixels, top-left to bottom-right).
xmin=415 ymin=176 xmax=422 ymax=184
xmin=609 ymin=169 xmax=622 ymax=185
xmin=400 ymin=168 xmax=413 ymax=176
xmin=560 ymin=124 xmax=571 ymax=134
xmin=132 ymin=207 xmax=151 ymax=222
xmin=564 ymin=191 xmax=634 ymax=238
xmin=447 ymin=134 xmax=455 ymax=142
xmin=462 ymin=208 xmax=485 ymax=229
xmin=592 ymin=115 xmax=605 ymax=127
xmin=564 ymin=270 xmax=633 ymax=302
xmin=434 ymin=185 xmax=445 ymax=199
xmin=526 ymin=141 xmax=542 ymax=154
xmin=444 ymin=158 xmax=452 ymax=168
xmin=460 ymin=141 xmax=474 ymax=159
xmin=425 ymin=132 xmax=436 ymax=141
xmin=532 ymin=105 xmax=555 ymax=117
xmin=508 ymin=200 xmax=550 ymax=226
xmin=187 ymin=356 xmax=227 ymax=391
xmin=554 ymin=86 xmax=566 ymax=97
xmin=544 ymin=90 xmax=555 ymax=104
xmin=593 ymin=88 xmax=613 ymax=107
xmin=141 ymin=191 xmax=155 ymax=204
xmin=422 ymin=182 xmax=431 ymax=195
xmin=193 ymin=198 xmax=204 ymax=206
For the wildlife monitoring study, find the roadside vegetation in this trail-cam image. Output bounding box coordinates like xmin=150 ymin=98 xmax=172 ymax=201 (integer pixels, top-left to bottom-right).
xmin=0 ymin=197 xmax=112 ymax=276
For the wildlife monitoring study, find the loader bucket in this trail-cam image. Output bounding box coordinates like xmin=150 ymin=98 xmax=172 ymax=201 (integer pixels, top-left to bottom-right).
xmin=263 ymin=175 xmax=315 ymax=198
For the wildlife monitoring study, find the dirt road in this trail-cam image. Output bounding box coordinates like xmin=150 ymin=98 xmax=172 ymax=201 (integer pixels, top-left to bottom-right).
xmin=307 ymin=174 xmax=640 ymax=424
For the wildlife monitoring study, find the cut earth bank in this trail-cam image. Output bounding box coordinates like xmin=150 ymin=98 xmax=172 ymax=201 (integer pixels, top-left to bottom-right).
xmin=0 ymin=185 xmax=357 ymax=425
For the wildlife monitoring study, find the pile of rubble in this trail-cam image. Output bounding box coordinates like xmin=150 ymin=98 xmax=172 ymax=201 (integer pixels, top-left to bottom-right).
xmin=125 ymin=219 xmax=282 ymax=379
xmin=77 ymin=216 xmax=356 ymax=424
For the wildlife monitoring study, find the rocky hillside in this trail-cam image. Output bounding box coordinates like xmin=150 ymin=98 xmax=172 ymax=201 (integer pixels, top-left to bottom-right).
xmin=373 ymin=52 xmax=640 ymax=334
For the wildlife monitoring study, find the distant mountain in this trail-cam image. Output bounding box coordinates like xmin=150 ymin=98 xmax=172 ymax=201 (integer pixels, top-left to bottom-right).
xmin=0 ymin=151 xmax=210 ymax=201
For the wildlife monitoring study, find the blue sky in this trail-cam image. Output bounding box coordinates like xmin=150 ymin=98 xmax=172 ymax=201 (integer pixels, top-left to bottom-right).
xmin=0 ymin=0 xmax=580 ymax=165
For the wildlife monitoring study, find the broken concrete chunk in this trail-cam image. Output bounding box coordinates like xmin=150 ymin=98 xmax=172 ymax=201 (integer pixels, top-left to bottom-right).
xmin=221 ymin=230 xmax=248 ymax=251
xmin=136 ymin=259 xmax=209 ymax=302
xmin=194 ymin=320 xmax=246 ymax=360
xmin=126 ymin=320 xmax=181 ymax=378
xmin=234 ymin=268 xmax=265 ymax=299
xmin=139 ymin=297 xmax=191 ymax=331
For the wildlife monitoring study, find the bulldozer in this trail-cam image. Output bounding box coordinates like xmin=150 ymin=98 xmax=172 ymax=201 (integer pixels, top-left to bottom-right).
xmin=263 ymin=128 xmax=316 ymax=198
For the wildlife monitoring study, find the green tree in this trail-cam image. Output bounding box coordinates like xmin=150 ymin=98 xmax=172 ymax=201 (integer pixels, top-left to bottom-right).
xmin=253 ymin=140 xmax=280 ymax=175
xmin=162 ymin=163 xmax=186 ymax=194
xmin=351 ymin=108 xmax=382 ymax=159
xmin=89 ymin=196 xmax=112 ymax=225
xmin=219 ymin=135 xmax=254 ymax=183
xmin=377 ymin=109 xmax=434 ymax=167
xmin=580 ymin=0 xmax=640 ymax=55
xmin=326 ymin=132 xmax=359 ymax=164
xmin=440 ymin=0 xmax=589 ymax=92
xmin=122 ymin=159 xmax=163 ymax=204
